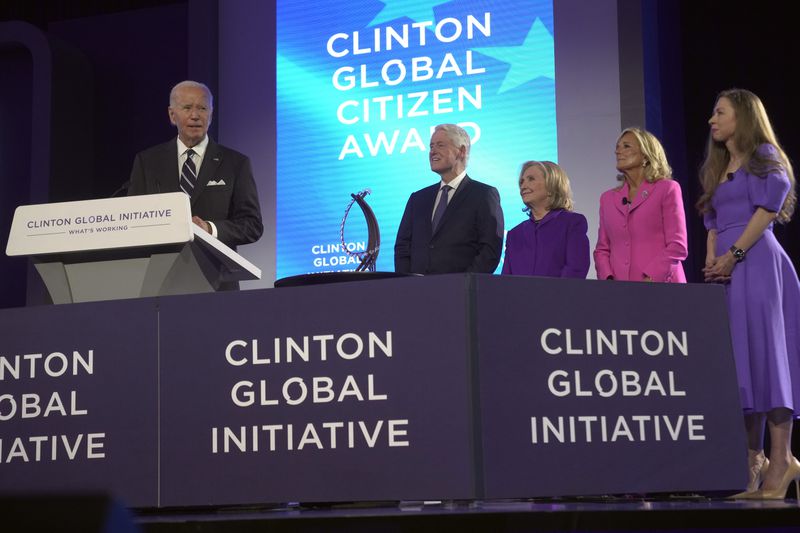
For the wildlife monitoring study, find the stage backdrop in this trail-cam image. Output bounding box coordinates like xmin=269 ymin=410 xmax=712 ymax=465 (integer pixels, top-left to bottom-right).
xmin=219 ymin=0 xmax=625 ymax=286
xmin=276 ymin=0 xmax=555 ymax=276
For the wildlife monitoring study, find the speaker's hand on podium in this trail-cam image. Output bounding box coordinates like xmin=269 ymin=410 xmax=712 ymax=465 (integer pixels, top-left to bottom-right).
xmin=192 ymin=216 xmax=211 ymax=234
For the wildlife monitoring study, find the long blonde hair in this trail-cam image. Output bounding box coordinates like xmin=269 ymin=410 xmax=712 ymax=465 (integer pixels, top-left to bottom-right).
xmin=697 ymin=88 xmax=796 ymax=223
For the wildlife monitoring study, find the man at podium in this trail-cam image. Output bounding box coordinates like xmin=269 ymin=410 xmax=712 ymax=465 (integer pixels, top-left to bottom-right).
xmin=127 ymin=80 xmax=263 ymax=250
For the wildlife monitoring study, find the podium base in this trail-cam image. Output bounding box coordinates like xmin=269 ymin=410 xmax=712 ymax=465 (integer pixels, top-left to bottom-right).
xmin=33 ymin=243 xmax=221 ymax=303
xmin=274 ymin=271 xmax=418 ymax=288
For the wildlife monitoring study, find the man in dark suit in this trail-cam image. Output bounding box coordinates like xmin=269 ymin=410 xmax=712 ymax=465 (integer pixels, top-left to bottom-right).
xmin=128 ymin=80 xmax=263 ymax=249
xmin=395 ymin=124 xmax=504 ymax=274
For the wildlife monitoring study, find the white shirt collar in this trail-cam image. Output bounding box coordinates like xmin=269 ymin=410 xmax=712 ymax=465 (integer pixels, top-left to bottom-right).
xmin=441 ymin=170 xmax=467 ymax=190
xmin=177 ymin=135 xmax=209 ymax=159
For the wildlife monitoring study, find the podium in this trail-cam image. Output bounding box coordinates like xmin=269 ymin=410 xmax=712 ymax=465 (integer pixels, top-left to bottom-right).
xmin=5 ymin=192 xmax=261 ymax=303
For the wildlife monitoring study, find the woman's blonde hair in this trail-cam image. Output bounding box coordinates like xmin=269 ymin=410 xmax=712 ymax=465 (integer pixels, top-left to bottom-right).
xmin=696 ymin=88 xmax=796 ymax=223
xmin=616 ymin=127 xmax=672 ymax=183
xmin=519 ymin=160 xmax=574 ymax=212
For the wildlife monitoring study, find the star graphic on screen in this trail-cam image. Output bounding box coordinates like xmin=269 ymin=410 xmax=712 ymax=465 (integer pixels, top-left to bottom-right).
xmin=367 ymin=0 xmax=440 ymax=26
xmin=472 ymin=17 xmax=555 ymax=94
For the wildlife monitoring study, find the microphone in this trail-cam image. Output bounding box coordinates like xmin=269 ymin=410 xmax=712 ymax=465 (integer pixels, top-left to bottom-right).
xmin=622 ymin=197 xmax=629 ymax=206
xmin=727 ymin=173 xmax=735 ymax=181
xmin=109 ymin=180 xmax=131 ymax=198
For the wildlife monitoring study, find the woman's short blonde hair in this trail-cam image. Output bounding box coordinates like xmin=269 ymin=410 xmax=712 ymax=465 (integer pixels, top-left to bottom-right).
xmin=616 ymin=127 xmax=672 ymax=182
xmin=519 ymin=160 xmax=574 ymax=211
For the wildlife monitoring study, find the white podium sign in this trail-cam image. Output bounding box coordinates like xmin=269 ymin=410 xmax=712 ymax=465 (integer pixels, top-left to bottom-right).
xmin=6 ymin=192 xmax=193 ymax=256
xmin=5 ymin=192 xmax=260 ymax=303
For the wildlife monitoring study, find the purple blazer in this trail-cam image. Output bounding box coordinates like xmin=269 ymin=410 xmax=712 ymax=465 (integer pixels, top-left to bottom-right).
xmin=501 ymin=209 xmax=590 ymax=278
xmin=594 ymin=179 xmax=687 ymax=282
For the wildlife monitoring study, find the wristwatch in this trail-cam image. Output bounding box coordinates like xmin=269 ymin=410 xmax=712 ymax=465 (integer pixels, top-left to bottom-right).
xmin=729 ymin=245 xmax=745 ymax=262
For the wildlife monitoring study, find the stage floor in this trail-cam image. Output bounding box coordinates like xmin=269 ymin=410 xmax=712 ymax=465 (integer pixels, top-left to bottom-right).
xmin=136 ymin=497 xmax=800 ymax=532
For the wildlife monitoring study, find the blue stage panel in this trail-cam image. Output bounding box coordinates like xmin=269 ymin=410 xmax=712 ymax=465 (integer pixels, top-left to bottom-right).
xmin=475 ymin=275 xmax=747 ymax=497
xmin=0 ymin=298 xmax=159 ymax=507
xmin=157 ymin=276 xmax=477 ymax=505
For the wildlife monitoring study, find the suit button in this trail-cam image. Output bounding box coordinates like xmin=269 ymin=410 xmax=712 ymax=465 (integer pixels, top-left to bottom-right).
xmin=429 ymin=245 xmax=434 ymax=249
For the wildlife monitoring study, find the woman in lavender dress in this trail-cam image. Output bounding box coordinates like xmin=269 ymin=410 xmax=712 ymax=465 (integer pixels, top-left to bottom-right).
xmin=699 ymin=88 xmax=800 ymax=499
xmin=501 ymin=161 xmax=590 ymax=278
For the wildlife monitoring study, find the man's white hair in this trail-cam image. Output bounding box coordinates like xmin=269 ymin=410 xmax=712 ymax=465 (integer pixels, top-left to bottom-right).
xmin=434 ymin=123 xmax=470 ymax=164
xmin=169 ymin=80 xmax=213 ymax=108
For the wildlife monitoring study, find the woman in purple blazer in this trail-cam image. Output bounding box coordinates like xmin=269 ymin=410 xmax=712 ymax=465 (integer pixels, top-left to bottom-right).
xmin=501 ymin=161 xmax=590 ymax=278
xmin=594 ymin=127 xmax=687 ymax=282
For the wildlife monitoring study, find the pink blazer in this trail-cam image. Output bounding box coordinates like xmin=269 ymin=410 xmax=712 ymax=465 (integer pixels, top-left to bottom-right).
xmin=594 ymin=179 xmax=687 ymax=282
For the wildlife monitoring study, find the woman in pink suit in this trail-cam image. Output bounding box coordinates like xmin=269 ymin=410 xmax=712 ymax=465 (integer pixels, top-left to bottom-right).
xmin=594 ymin=127 xmax=688 ymax=282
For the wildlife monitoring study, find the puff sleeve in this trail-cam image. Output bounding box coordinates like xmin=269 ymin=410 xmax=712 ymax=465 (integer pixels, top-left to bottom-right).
xmin=747 ymin=144 xmax=791 ymax=213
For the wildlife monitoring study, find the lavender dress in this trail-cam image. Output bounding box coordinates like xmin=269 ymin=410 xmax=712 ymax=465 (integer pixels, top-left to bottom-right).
xmin=704 ymin=145 xmax=800 ymax=413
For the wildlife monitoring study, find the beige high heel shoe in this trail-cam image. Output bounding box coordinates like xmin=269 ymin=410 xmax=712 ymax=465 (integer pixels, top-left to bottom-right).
xmin=729 ymin=451 xmax=770 ymax=499
xmin=757 ymin=457 xmax=800 ymax=500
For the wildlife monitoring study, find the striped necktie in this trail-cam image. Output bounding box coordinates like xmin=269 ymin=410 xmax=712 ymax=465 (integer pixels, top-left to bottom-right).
xmin=180 ymin=149 xmax=197 ymax=195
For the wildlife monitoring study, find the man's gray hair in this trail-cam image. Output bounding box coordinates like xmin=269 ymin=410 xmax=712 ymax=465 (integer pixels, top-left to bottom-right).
xmin=169 ymin=80 xmax=214 ymax=108
xmin=434 ymin=123 xmax=470 ymax=164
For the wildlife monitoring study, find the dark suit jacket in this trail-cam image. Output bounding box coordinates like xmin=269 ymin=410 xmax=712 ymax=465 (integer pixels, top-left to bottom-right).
xmin=128 ymin=138 xmax=263 ymax=249
xmin=394 ymin=176 xmax=504 ymax=274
